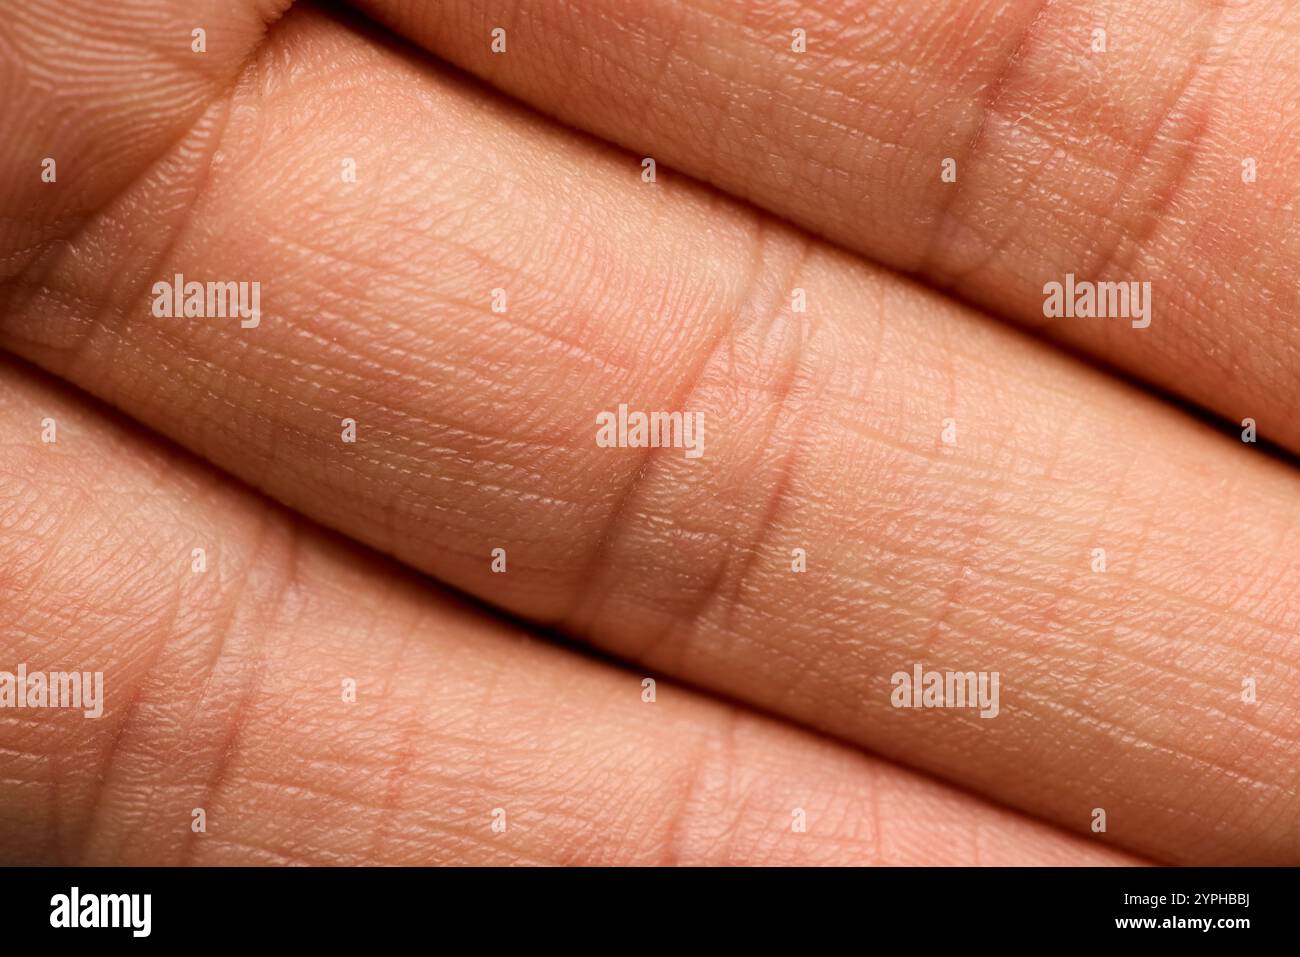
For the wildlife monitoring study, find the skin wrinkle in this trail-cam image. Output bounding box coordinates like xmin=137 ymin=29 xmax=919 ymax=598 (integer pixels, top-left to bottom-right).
xmin=660 ymin=712 xmax=718 ymax=866
xmin=709 ymin=707 xmax=746 ymax=863
xmin=122 ymin=495 xmax=253 ymax=864
xmin=0 ymin=451 xmax=177 ymax=865
xmin=716 ymin=421 xmax=805 ymax=639
xmin=934 ymin=117 xmax=1065 ymax=293
xmin=370 ymin=0 xmax=1300 ymax=452
xmin=561 ymin=214 xmax=757 ymax=639
xmin=173 ymin=514 xmax=285 ymax=867
xmin=4 ymin=128 xmax=389 ymax=516
xmin=91 ymin=560 xmax=191 ymax=865
xmin=153 ymin=136 xmax=666 ymax=563
xmin=72 ymin=659 xmax=150 ymax=866
xmin=1 ymin=3 xmax=1296 ymax=865
xmin=587 ymin=232 xmax=819 ymax=670
xmin=1082 ymin=107 xmax=1216 ymax=300
xmin=0 ymin=0 xmax=294 ymax=281
xmin=917 ymin=0 xmax=1056 ymax=276
xmin=947 ymin=2 xmax=1223 ymax=296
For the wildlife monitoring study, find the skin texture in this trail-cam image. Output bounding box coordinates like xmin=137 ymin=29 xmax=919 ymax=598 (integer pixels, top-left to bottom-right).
xmin=2 ymin=357 xmax=1138 ymax=865
xmin=354 ymin=0 xmax=1300 ymax=449
xmin=0 ymin=2 xmax=1295 ymax=865
xmin=0 ymin=0 xmax=292 ymax=282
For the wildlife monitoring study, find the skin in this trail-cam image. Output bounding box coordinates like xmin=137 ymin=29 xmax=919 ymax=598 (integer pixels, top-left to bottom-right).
xmin=355 ymin=0 xmax=1300 ymax=449
xmin=2 ymin=357 xmax=1134 ymax=865
xmin=0 ymin=1 xmax=1295 ymax=864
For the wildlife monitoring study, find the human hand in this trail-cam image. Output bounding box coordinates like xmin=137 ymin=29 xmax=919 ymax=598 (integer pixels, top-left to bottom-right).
xmin=1 ymin=0 xmax=1296 ymax=866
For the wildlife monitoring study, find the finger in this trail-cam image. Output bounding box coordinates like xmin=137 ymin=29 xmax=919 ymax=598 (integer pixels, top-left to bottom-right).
xmin=0 ymin=357 xmax=1138 ymax=866
xmin=1 ymin=5 xmax=1295 ymax=864
xmin=0 ymin=0 xmax=290 ymax=281
xmin=351 ymin=0 xmax=1300 ymax=450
